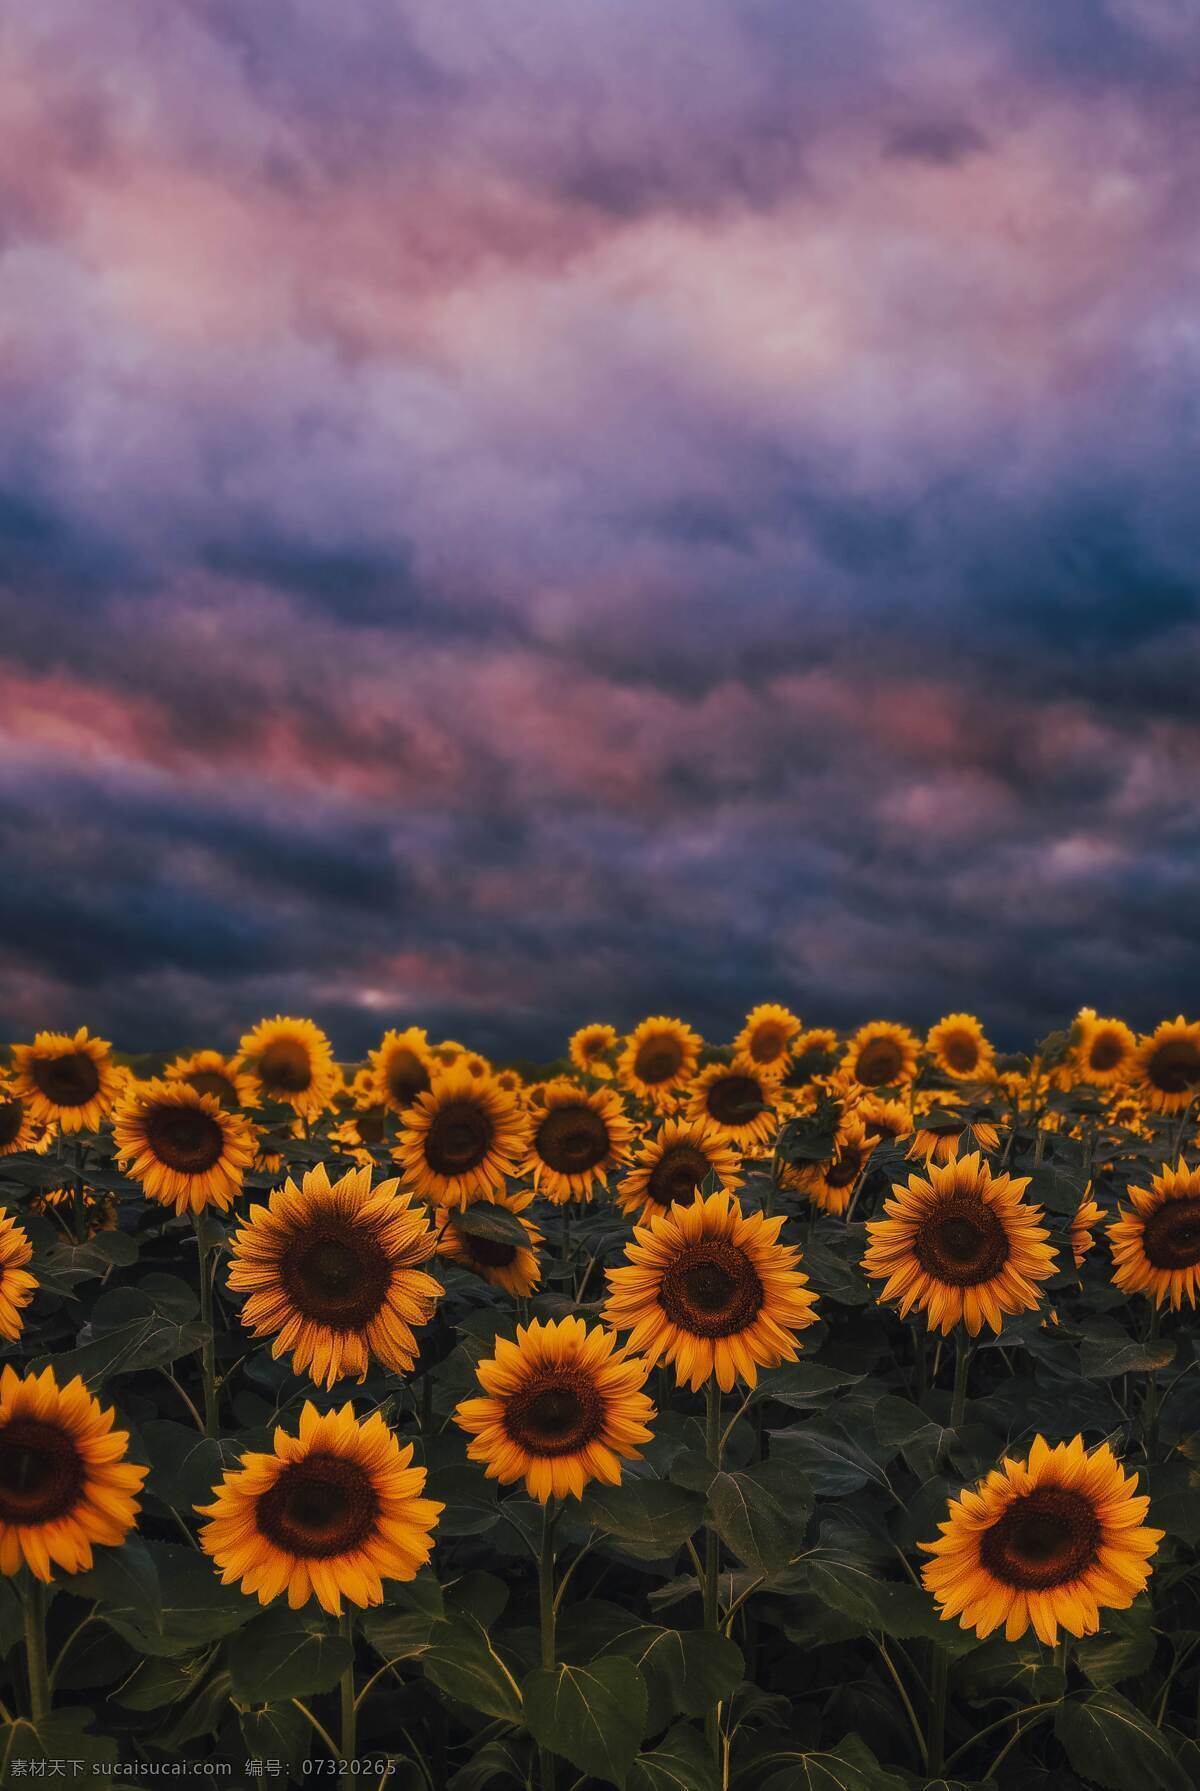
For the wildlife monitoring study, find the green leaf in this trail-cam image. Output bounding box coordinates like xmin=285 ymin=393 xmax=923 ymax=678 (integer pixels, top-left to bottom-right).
xmin=424 ymin=1462 xmax=500 ymax=1536
xmin=754 ymin=1362 xmax=866 ymax=1408
xmin=1076 ymin=1606 xmax=1157 ymax=1688
xmin=449 ymin=1203 xmax=531 ymax=1245
xmin=751 ymin=1730 xmax=909 ymax=1790
xmin=800 ymin=1237 xmax=871 ymax=1305
xmin=769 ymin=1424 xmax=891 ymax=1496
xmin=423 ymin=1612 xmax=524 ymax=1721
xmin=360 ymin=1571 xmax=444 ymax=1661
xmin=72 ymin=1533 xmax=161 ymax=1624
xmin=141 ymin=1418 xmax=243 ymax=1510
xmin=1079 ymin=1335 xmax=1176 ymax=1379
xmin=38 ymin=1228 xmax=138 ymax=1291
xmin=706 ymin=1460 xmax=810 ymax=1573
xmin=628 ymin=1722 xmax=719 ymax=1791
xmin=32 ymin=1286 xmax=207 ymax=1385
xmin=228 ymin=1606 xmax=354 ymax=1702
xmin=116 ymin=1656 xmax=205 ymax=1711
xmin=448 ymin=1738 xmax=530 ymax=1791
xmin=240 ymin=1702 xmax=312 ymax=1777
xmin=799 ymin=1551 xmax=976 ymax=1655
xmin=1056 ymin=1689 xmax=1192 ymax=1791
xmin=523 ymin=1659 xmax=647 ymax=1789
xmin=103 ymin=1542 xmax=250 ymax=1656
xmin=580 ymin=1478 xmax=705 ymax=1559
xmin=0 ymin=1708 xmax=118 ymax=1774
xmin=600 ymin=1622 xmax=743 ymax=1734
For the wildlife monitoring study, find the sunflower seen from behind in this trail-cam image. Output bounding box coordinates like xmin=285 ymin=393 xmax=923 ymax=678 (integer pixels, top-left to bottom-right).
xmin=228 ymin=1163 xmax=441 ymax=1387
xmin=436 ymin=1188 xmax=543 ymax=1298
xmin=569 ymin=1022 xmax=619 ymax=1080
xmin=685 ymin=1054 xmax=776 ymax=1150
xmin=0 ymin=1366 xmax=147 ymax=1581
xmin=734 ymin=1004 xmax=801 ymax=1080
xmin=523 ymin=1079 xmax=633 ymax=1203
xmin=604 ymin=1190 xmax=818 ymax=1392
xmin=454 ymin=1316 xmax=654 ymax=1502
xmin=617 ymin=1016 xmax=702 ymax=1107
xmin=393 ymin=1068 xmax=528 ymax=1209
xmin=114 ymin=1079 xmax=258 ymax=1217
xmin=238 ymin=1016 xmax=340 ymax=1121
xmin=921 ymin=1436 xmax=1161 ymax=1645
xmin=198 ymin=1402 xmax=441 ymax=1615
xmin=10 ymin=1027 xmax=120 ymax=1135
xmin=616 ymin=1116 xmax=743 ymax=1225
xmin=862 ymin=1152 xmax=1056 ymax=1336
xmin=1109 ymin=1159 xmax=1200 ymax=1310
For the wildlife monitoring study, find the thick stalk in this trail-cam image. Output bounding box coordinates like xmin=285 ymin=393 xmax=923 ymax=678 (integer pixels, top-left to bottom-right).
xmin=539 ymin=1499 xmax=557 ymax=1791
xmin=340 ymin=1613 xmax=357 ymax=1764
xmin=704 ymin=1379 xmax=722 ymax=1762
xmin=194 ymin=1218 xmax=220 ymax=1437
xmin=23 ymin=1577 xmax=50 ymax=1722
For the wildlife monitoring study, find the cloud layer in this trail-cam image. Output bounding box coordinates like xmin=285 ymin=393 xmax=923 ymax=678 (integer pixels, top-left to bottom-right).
xmin=3 ymin=0 xmax=1199 ymax=1057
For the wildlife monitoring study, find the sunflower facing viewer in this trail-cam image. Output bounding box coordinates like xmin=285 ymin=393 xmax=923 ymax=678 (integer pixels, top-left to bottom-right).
xmin=616 ymin=1117 xmax=743 ymax=1224
xmin=617 ymin=1016 xmax=701 ymax=1106
xmin=393 ymin=1068 xmax=528 ymax=1208
xmin=1109 ymin=1159 xmax=1200 ymax=1310
xmin=524 ymin=1080 xmax=633 ymax=1202
xmin=238 ymin=1016 xmax=340 ymax=1120
xmin=114 ymin=1079 xmax=258 ymax=1216
xmin=10 ymin=1027 xmax=120 ymax=1134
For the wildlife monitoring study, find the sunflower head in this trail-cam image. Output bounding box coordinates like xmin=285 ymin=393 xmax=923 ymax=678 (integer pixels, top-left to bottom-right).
xmin=906 ymin=1091 xmax=1000 ymax=1166
xmin=857 ymin=1094 xmax=914 ymax=1144
xmin=842 ymin=1022 xmax=920 ymax=1092
xmin=165 ymin=1049 xmax=259 ymax=1111
xmin=114 ymin=1078 xmax=258 ymax=1217
xmin=1130 ymin=1017 xmax=1200 ymax=1114
xmin=1070 ymin=1191 xmax=1104 ymax=1268
xmin=921 ymin=1436 xmax=1162 ymax=1644
xmin=734 ymin=1005 xmax=801 ymax=1080
xmin=1109 ymin=1159 xmax=1200 ymax=1310
xmin=238 ymin=1016 xmax=340 ymax=1119
xmin=228 ymin=1162 xmax=441 ymax=1387
xmin=0 ymin=1084 xmax=38 ymax=1158
xmin=925 ymin=1013 xmax=994 ymax=1082
xmin=782 ymin=1110 xmax=880 ymax=1216
xmin=0 ymin=1210 xmax=36 ymax=1343
xmin=604 ymin=1191 xmax=819 ymax=1392
xmin=618 ymin=1017 xmax=702 ymax=1106
xmin=436 ymin=1188 xmax=543 ymax=1297
xmin=1074 ymin=1015 xmax=1136 ymax=1087
xmin=392 ymin=1069 xmax=529 ymax=1209
xmin=454 ymin=1317 xmax=654 ymax=1503
xmin=198 ymin=1401 xmax=442 ymax=1615
xmin=0 ymin=1366 xmax=147 ymax=1581
xmin=862 ymin=1152 xmax=1056 ymax=1336
xmin=616 ymin=1117 xmax=743 ymax=1224
xmin=684 ymin=1054 xmax=776 ymax=1148
xmin=9 ymin=1028 xmax=119 ymax=1134
xmin=524 ymin=1080 xmax=633 ymax=1203
xmin=569 ymin=1023 xmax=620 ymax=1081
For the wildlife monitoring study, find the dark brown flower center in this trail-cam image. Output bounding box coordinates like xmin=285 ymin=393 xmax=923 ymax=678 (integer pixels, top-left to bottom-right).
xmin=659 ymin=1239 xmax=764 ymax=1338
xmin=279 ymin=1223 xmax=392 ymax=1327
xmin=1088 ymin=1032 xmax=1124 ymax=1073
xmin=185 ymin=1070 xmax=240 ymax=1107
xmin=749 ymin=1025 xmax=787 ymax=1064
xmin=646 ymin=1143 xmax=714 ymax=1208
xmin=0 ymin=1420 xmax=86 ymax=1525
xmin=1142 ymin=1197 xmax=1200 ymax=1271
xmin=31 ymin=1050 xmax=100 ymax=1108
xmin=704 ymin=1074 xmax=764 ymax=1128
xmin=942 ymin=1031 xmax=980 ymax=1073
xmin=503 ymin=1368 xmax=604 ymax=1456
xmin=854 ymin=1038 xmax=904 ymax=1087
xmin=257 ymin=1038 xmax=314 ymax=1095
xmin=536 ymin=1105 xmax=609 ymax=1174
xmin=257 ymin=1453 xmax=380 ymax=1557
xmin=464 ymin=1235 xmax=518 ymax=1269
xmin=1148 ymin=1040 xmax=1200 ymax=1095
xmin=145 ymin=1103 xmax=226 ymax=1174
xmin=0 ymin=1099 xmax=25 ymax=1148
xmin=386 ymin=1049 xmax=430 ymax=1106
xmin=913 ymin=1192 xmax=1010 ymax=1286
xmin=979 ymin=1485 xmax=1101 ymax=1590
xmin=424 ymin=1101 xmax=494 ymax=1176
xmin=634 ymin=1035 xmax=684 ymax=1086
xmin=826 ymin=1146 xmax=863 ymax=1190
xmin=350 ymin=1106 xmax=388 ymax=1146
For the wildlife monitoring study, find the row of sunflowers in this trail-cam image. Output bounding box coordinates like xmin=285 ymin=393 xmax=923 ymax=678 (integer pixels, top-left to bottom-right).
xmin=0 ymin=1005 xmax=1197 ymax=1789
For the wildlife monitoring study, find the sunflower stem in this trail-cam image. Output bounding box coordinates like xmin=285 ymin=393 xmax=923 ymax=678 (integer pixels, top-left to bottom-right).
xmin=193 ymin=1217 xmax=220 ymax=1438
xmin=538 ymin=1498 xmax=557 ymax=1791
xmin=949 ymin=1332 xmax=970 ymax=1434
xmin=926 ymin=1647 xmax=949 ymax=1775
xmin=1144 ymin=1303 xmax=1162 ymax=1459
xmin=22 ymin=1575 xmax=50 ymax=1722
xmin=72 ymin=1142 xmax=87 ymax=1245
xmin=340 ymin=1612 xmax=357 ymax=1764
xmin=704 ymin=1378 xmax=723 ymax=1763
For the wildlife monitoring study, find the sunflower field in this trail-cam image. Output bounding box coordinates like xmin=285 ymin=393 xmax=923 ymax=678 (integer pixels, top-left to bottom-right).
xmin=0 ymin=1007 xmax=1199 ymax=1790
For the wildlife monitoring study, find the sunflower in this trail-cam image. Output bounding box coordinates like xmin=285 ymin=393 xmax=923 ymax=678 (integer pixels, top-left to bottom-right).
xmin=1109 ymin=1159 xmax=1200 ymax=1310
xmin=32 ymin=1185 xmax=117 ymax=1239
xmin=1129 ymin=1017 xmax=1200 ymax=1115
xmin=494 ymin=1067 xmax=524 ymax=1095
xmin=0 ymin=1366 xmax=147 ymax=1581
xmin=684 ymin=1055 xmax=776 ymax=1149
xmin=431 ymin=1040 xmax=465 ymax=1069
xmin=617 ymin=1017 xmax=702 ymax=1106
xmin=365 ymin=1027 xmax=433 ymax=1115
xmin=165 ymin=1049 xmax=258 ymax=1111
xmin=9 ymin=1028 xmax=120 ymax=1134
xmin=227 ymin=1163 xmax=441 ymax=1387
xmin=862 ymin=1153 xmax=1056 ymax=1336
xmin=907 ymin=1091 xmax=1000 ymax=1166
xmin=0 ymin=1210 xmax=36 ymax=1342
xmin=1070 ymin=1191 xmax=1104 ymax=1268
xmin=0 ymin=1085 xmax=38 ymax=1158
xmin=436 ymin=1189 xmax=543 ymax=1297
xmin=392 ymin=1069 xmax=528 ymax=1209
xmin=603 ymin=1191 xmax=818 ymax=1391
xmin=569 ymin=1023 xmax=619 ymax=1081
xmin=197 ymin=1401 xmax=442 ymax=1615
xmin=1073 ymin=1013 xmax=1136 ymax=1088
xmin=857 ymin=1094 xmax=914 ymax=1145
xmin=113 ymin=1079 xmax=258 ymax=1217
xmin=329 ymin=1069 xmax=390 ymax=1158
xmin=734 ymin=1005 xmax=801 ymax=1080
xmin=520 ymin=1081 xmax=630 ymax=1204
xmin=926 ymin=1014 xmax=994 ymax=1082
xmin=920 ymin=1436 xmax=1162 ymax=1645
xmin=782 ymin=1111 xmax=880 ymax=1217
xmin=454 ymin=1317 xmax=654 ymax=1502
xmin=616 ymin=1118 xmax=743 ymax=1225
xmin=238 ymin=1016 xmax=340 ymax=1120
xmin=842 ymin=1022 xmax=920 ymax=1092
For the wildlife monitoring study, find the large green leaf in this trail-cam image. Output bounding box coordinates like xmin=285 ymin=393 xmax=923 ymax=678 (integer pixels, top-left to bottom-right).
xmin=672 ymin=1452 xmax=810 ymax=1573
xmin=447 ymin=1738 xmax=530 ymax=1790
xmin=228 ymin=1606 xmax=354 ymax=1702
xmin=754 ymin=1363 xmax=866 ymax=1409
xmin=769 ymin=1424 xmax=891 ymax=1496
xmin=571 ymin=1606 xmax=742 ymax=1733
xmin=581 ymin=1477 xmax=705 ymax=1559
xmin=360 ymin=1571 xmax=444 ymax=1661
xmin=749 ymin=1730 xmax=908 ymax=1790
xmin=1079 ymin=1335 xmax=1176 ymax=1379
xmin=449 ymin=1203 xmax=530 ymax=1245
xmin=102 ymin=1542 xmax=250 ymax=1656
xmin=800 ymin=1551 xmax=976 ymax=1655
xmin=424 ymin=1462 xmax=500 ymax=1536
xmin=0 ymin=1708 xmax=118 ymax=1774
xmin=1055 ymin=1689 xmax=1192 ymax=1791
xmin=628 ymin=1722 xmax=719 ymax=1791
xmin=33 ymin=1286 xmax=207 ymax=1385
xmin=423 ymin=1612 xmax=524 ymax=1721
xmin=523 ymin=1659 xmax=647 ymax=1789
xmin=140 ymin=1419 xmax=244 ymax=1510
xmin=72 ymin=1533 xmax=161 ymax=1625
xmin=240 ymin=1703 xmax=311 ymax=1778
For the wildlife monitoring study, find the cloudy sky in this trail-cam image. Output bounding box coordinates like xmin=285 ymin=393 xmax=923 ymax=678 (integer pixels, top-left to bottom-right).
xmin=2 ymin=0 xmax=1198 ymax=1059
